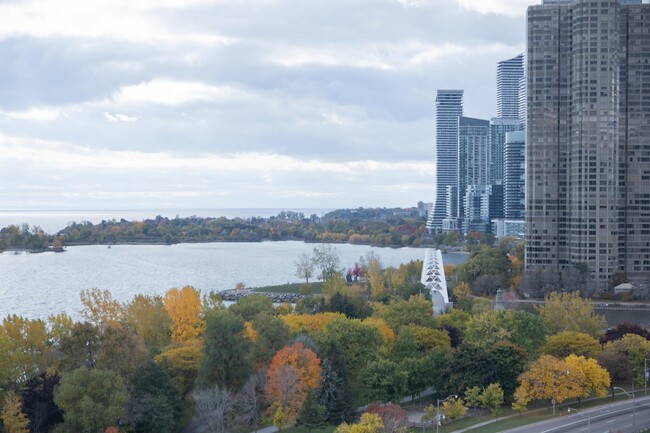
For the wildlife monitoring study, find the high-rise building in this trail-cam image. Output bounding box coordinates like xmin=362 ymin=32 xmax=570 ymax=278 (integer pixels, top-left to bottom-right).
xmin=496 ymin=53 xmax=525 ymax=119
xmin=464 ymin=184 xmax=504 ymax=234
xmin=526 ymin=0 xmax=650 ymax=288
xmin=489 ymin=118 xmax=519 ymax=184
xmin=457 ymin=116 xmax=490 ymax=222
xmin=427 ymin=90 xmax=464 ymax=231
xmin=503 ymin=131 xmax=526 ymax=220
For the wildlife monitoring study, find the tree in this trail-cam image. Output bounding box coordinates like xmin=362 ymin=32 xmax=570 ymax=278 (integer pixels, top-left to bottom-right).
xmin=197 ymin=309 xmax=253 ymax=390
xmin=491 ymin=342 xmax=528 ymax=400
xmin=362 ymin=358 xmax=408 ymax=403
xmin=464 ymin=310 xmax=546 ymax=356
xmin=481 ymin=384 xmax=504 ymax=419
xmin=450 ymin=344 xmax=498 ymax=393
xmin=391 ymin=328 xmax=419 ymax=362
xmin=295 ymin=252 xmax=315 ymax=284
xmin=365 ymin=403 xmax=409 ymax=433
xmin=542 ymin=331 xmax=601 ymax=359
xmin=1 ymin=392 xmax=29 ymax=433
xmin=57 ymin=322 xmax=100 ymax=372
xmin=322 ymin=318 xmax=384 ymax=378
xmin=266 ymin=343 xmax=321 ymax=426
xmin=600 ymin=322 xmax=650 ymax=345
xmin=441 ymin=397 xmax=467 ymax=421
xmin=0 ymin=315 xmax=49 ymax=386
xmin=318 ymin=338 xmax=354 ymax=424
xmin=53 ymin=368 xmax=128 ymax=433
xmin=127 ymin=361 xmax=182 ymax=433
xmin=192 ymin=385 xmax=236 ymax=433
xmin=251 ymin=313 xmax=291 ymax=367
xmin=472 ymin=274 xmax=502 ymax=297
xmin=79 ymin=288 xmax=124 ymax=329
xmin=513 ymin=355 xmax=582 ymax=410
xmin=47 ymin=313 xmax=74 ymax=347
xmin=312 ymin=244 xmax=341 ymax=281
xmin=298 ymin=390 xmax=325 ymax=432
xmin=124 ymin=294 xmax=171 ymax=353
xmin=407 ymin=325 xmax=451 ymax=352
xmin=237 ymin=371 xmax=265 ymax=432
xmin=596 ymin=349 xmax=632 ymax=397
xmin=96 ymin=323 xmax=148 ymax=382
xmin=463 ymin=386 xmax=482 ymax=410
xmin=537 ymin=292 xmax=606 ymax=338
xmin=373 ymin=295 xmax=433 ymax=330
xmin=335 ymin=413 xmax=384 ymax=433
xmin=163 ymin=286 xmax=204 ymax=345
xmin=564 ymin=355 xmax=610 ymax=400
xmin=154 ymin=344 xmax=202 ymax=399
xmin=20 ymin=372 xmax=64 ymax=433
xmin=229 ymin=295 xmax=275 ymax=322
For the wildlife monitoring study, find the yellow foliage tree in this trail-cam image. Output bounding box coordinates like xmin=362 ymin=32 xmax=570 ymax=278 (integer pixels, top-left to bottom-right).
xmin=335 ymin=413 xmax=384 ymax=433
xmin=513 ymin=355 xmax=583 ymax=409
xmin=164 ymin=286 xmax=204 ymax=345
xmin=154 ymin=343 xmax=202 ymax=398
xmin=0 ymin=315 xmax=49 ymax=384
xmin=80 ymin=288 xmax=124 ymax=329
xmin=280 ymin=313 xmax=346 ymax=334
xmin=564 ymin=354 xmax=610 ymax=399
xmin=0 ymin=392 xmax=29 ymax=433
xmin=362 ymin=318 xmax=396 ymax=345
xmin=244 ymin=321 xmax=257 ymax=342
xmin=407 ymin=325 xmax=451 ymax=351
xmin=537 ymin=292 xmax=606 ymax=337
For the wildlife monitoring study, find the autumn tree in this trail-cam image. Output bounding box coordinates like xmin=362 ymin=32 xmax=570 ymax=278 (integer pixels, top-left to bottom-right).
xmin=541 ymin=331 xmax=601 ymax=359
xmin=564 ymin=354 xmax=610 ymax=401
xmin=600 ymin=322 xmax=650 ymax=345
xmin=154 ymin=344 xmax=202 ymax=399
xmin=229 ymin=295 xmax=275 ymax=321
xmin=53 ymin=368 xmax=128 ymax=433
xmin=365 ymin=403 xmax=409 ymax=433
xmin=464 ymin=310 xmax=546 ymax=356
xmin=0 ymin=315 xmax=49 ymax=386
xmin=373 ymin=295 xmax=434 ymax=330
xmin=1 ymin=392 xmax=29 ymax=433
xmin=441 ymin=397 xmax=467 ymax=421
xmin=80 ymin=288 xmax=124 ymax=329
xmin=537 ymin=292 xmax=606 ymax=337
xmin=251 ymin=313 xmax=291 ymax=367
xmin=513 ymin=355 xmax=582 ymax=410
xmin=335 ymin=413 xmax=383 ymax=433
xmin=57 ymin=322 xmax=100 ymax=372
xmin=47 ymin=313 xmax=74 ymax=346
xmin=96 ymin=323 xmax=149 ymax=382
xmin=266 ymin=343 xmax=321 ymax=426
xmin=196 ymin=309 xmax=253 ymax=390
xmin=124 ymin=294 xmax=171 ymax=353
xmin=321 ymin=317 xmax=384 ymax=377
xmin=163 ymin=286 xmax=204 ymax=345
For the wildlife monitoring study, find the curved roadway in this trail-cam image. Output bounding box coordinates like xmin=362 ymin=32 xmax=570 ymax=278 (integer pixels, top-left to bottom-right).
xmin=502 ymin=396 xmax=650 ymax=433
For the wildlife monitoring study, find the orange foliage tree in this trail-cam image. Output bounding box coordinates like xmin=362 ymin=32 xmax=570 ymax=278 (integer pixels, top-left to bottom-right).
xmin=266 ymin=343 xmax=321 ymax=427
xmin=163 ymin=286 xmax=204 ymax=345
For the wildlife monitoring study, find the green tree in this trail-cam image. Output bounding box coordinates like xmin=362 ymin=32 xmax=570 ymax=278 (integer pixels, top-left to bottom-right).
xmin=96 ymin=323 xmax=148 ymax=382
xmin=154 ymin=344 xmax=201 ymax=399
xmin=197 ymin=310 xmax=253 ymax=390
xmin=321 ymin=318 xmax=384 ymax=378
xmin=481 ymin=383 xmax=504 ymax=419
xmin=464 ymin=310 xmax=546 ymax=356
xmin=463 ymin=386 xmax=482 ymax=410
xmin=229 ymin=295 xmax=275 ymax=322
xmin=251 ymin=313 xmax=291 ymax=367
xmin=391 ymin=328 xmax=419 ymax=362
xmin=542 ymin=331 xmax=601 ymax=359
xmin=362 ymin=358 xmax=408 ymax=403
xmin=538 ymin=292 xmax=606 ymax=337
xmin=53 ymin=368 xmax=128 ymax=433
xmin=373 ymin=295 xmax=433 ymax=330
xmin=317 ymin=338 xmax=354 ymax=424
xmin=491 ymin=342 xmax=528 ymax=400
xmin=312 ymin=244 xmax=341 ymax=281
xmin=298 ymin=389 xmax=326 ymax=432
xmin=57 ymin=322 xmax=100 ymax=372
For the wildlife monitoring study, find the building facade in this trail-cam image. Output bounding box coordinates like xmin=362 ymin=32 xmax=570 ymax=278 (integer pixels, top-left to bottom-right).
xmin=504 ymin=131 xmax=526 ymax=220
xmin=428 ymin=90 xmax=464 ymax=231
xmin=526 ymin=0 xmax=650 ymax=288
xmin=497 ymin=53 xmax=525 ymax=119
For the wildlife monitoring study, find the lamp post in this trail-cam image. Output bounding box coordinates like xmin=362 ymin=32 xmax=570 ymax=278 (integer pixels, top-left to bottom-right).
xmin=436 ymin=394 xmax=458 ymax=433
xmin=645 ymin=358 xmax=649 ymax=397
xmin=551 ymin=370 xmax=570 ymax=415
xmin=613 ymin=386 xmax=636 ymax=426
xmin=567 ymin=408 xmax=590 ymax=433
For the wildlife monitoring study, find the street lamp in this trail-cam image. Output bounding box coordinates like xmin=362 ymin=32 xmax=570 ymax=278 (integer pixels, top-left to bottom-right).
xmin=567 ymin=408 xmax=590 ymax=433
xmin=436 ymin=394 xmax=458 ymax=433
xmin=551 ymin=370 xmax=570 ymax=415
xmin=645 ymin=358 xmax=650 ymax=397
xmin=613 ymin=386 xmax=636 ymax=426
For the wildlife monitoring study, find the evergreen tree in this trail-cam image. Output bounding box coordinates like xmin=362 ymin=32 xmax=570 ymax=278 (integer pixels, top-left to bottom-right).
xmin=298 ymin=390 xmax=326 ymax=432
xmin=318 ymin=338 xmax=354 ymax=424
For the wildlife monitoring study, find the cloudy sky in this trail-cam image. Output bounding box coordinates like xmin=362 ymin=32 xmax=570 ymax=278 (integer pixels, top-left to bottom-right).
xmin=0 ymin=0 xmax=531 ymax=211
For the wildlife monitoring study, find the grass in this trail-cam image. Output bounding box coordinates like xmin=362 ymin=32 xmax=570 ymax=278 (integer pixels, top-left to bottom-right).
xmin=251 ymin=282 xmax=323 ymax=295
xmin=280 ymin=425 xmax=337 ymax=433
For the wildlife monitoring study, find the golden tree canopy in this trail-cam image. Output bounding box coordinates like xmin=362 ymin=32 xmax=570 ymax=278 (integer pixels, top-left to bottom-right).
xmin=164 ymin=286 xmax=204 ymax=344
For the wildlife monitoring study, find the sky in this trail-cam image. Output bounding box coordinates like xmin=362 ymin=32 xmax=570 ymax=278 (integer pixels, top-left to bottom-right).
xmin=0 ymin=0 xmax=532 ymax=211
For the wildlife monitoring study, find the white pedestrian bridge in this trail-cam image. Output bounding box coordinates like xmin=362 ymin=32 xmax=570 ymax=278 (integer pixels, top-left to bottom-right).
xmin=420 ymin=249 xmax=451 ymax=315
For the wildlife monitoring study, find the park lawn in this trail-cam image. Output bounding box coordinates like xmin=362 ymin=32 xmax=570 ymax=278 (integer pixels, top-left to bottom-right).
xmin=252 ymin=282 xmax=323 ymax=294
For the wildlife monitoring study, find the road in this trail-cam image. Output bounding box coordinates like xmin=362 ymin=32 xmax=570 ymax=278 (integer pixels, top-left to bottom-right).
xmin=502 ymin=396 xmax=650 ymax=433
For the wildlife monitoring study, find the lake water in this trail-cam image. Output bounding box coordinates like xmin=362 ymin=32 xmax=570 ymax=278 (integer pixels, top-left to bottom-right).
xmin=0 ymin=241 xmax=468 ymax=320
